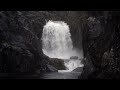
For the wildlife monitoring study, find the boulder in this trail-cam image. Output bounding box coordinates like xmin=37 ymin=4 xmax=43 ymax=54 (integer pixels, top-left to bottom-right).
xmin=46 ymin=64 xmax=58 ymax=72
xmin=70 ymin=56 xmax=78 ymax=59
xmin=72 ymin=67 xmax=83 ymax=72
xmin=49 ymin=58 xmax=66 ymax=70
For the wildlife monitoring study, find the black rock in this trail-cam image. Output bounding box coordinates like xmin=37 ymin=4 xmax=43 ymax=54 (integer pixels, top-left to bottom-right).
xmin=80 ymin=11 xmax=120 ymax=79
xmin=72 ymin=67 xmax=83 ymax=72
xmin=46 ymin=64 xmax=58 ymax=72
xmin=49 ymin=58 xmax=66 ymax=70
xmin=70 ymin=56 xmax=78 ymax=59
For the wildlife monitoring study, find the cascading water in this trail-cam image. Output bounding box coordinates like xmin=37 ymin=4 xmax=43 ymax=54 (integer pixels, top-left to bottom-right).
xmin=42 ymin=20 xmax=83 ymax=71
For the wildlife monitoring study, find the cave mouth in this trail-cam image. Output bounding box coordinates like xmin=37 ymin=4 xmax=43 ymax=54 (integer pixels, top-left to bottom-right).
xmin=41 ymin=20 xmax=84 ymax=71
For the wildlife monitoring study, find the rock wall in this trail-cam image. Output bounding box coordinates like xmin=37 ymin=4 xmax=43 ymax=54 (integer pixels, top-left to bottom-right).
xmin=80 ymin=11 xmax=120 ymax=79
xmin=0 ymin=11 xmax=67 ymax=73
xmin=0 ymin=11 xmax=86 ymax=74
xmin=0 ymin=11 xmax=43 ymax=73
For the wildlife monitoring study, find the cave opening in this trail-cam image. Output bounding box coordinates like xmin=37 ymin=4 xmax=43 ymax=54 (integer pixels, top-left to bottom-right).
xmin=41 ymin=20 xmax=84 ymax=72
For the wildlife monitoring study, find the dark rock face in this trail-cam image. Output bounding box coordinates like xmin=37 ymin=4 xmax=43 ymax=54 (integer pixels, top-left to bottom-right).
xmin=0 ymin=11 xmax=49 ymax=73
xmin=80 ymin=11 xmax=120 ymax=79
xmin=72 ymin=67 xmax=83 ymax=72
xmin=49 ymin=58 xmax=66 ymax=70
xmin=46 ymin=64 xmax=58 ymax=72
xmin=65 ymin=11 xmax=85 ymax=50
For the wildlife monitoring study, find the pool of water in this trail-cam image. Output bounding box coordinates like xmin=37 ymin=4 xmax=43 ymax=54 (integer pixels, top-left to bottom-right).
xmin=39 ymin=72 xmax=81 ymax=79
xmin=0 ymin=72 xmax=81 ymax=79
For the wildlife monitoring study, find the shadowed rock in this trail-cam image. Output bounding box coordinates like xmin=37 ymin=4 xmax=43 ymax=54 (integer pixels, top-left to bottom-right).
xmin=70 ymin=56 xmax=78 ymax=59
xmin=72 ymin=67 xmax=83 ymax=72
xmin=46 ymin=64 xmax=58 ymax=72
xmin=49 ymin=58 xmax=66 ymax=70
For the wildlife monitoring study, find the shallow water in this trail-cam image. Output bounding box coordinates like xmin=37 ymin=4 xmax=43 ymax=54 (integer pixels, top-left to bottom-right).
xmin=39 ymin=72 xmax=81 ymax=79
xmin=0 ymin=66 xmax=82 ymax=79
xmin=0 ymin=71 xmax=81 ymax=79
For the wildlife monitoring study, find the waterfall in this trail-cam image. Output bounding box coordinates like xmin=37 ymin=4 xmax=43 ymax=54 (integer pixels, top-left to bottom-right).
xmin=42 ymin=20 xmax=83 ymax=71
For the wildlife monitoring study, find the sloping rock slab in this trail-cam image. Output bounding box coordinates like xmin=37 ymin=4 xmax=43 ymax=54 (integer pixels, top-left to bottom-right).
xmin=72 ymin=67 xmax=83 ymax=72
xmin=46 ymin=64 xmax=58 ymax=72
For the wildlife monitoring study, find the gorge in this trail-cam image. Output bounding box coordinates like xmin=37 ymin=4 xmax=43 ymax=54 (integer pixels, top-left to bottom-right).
xmin=0 ymin=11 xmax=120 ymax=79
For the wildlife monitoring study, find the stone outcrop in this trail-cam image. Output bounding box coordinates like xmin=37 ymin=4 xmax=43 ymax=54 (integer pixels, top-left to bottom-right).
xmin=80 ymin=11 xmax=120 ymax=79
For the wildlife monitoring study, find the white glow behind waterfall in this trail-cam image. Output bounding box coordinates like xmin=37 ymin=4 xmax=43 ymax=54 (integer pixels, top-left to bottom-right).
xmin=42 ymin=20 xmax=83 ymax=71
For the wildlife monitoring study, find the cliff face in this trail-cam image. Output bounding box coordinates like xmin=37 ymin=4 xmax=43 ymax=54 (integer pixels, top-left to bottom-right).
xmin=0 ymin=11 xmax=82 ymax=73
xmin=0 ymin=11 xmax=45 ymax=73
xmin=80 ymin=11 xmax=120 ymax=79
xmin=0 ymin=11 xmax=67 ymax=73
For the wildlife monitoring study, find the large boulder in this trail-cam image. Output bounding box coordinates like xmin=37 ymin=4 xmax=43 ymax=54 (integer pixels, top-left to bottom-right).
xmin=49 ymin=58 xmax=66 ymax=70
xmin=46 ymin=64 xmax=58 ymax=72
xmin=72 ymin=67 xmax=83 ymax=72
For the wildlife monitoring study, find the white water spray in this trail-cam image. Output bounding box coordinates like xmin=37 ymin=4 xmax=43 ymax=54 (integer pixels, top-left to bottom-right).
xmin=42 ymin=20 xmax=83 ymax=71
